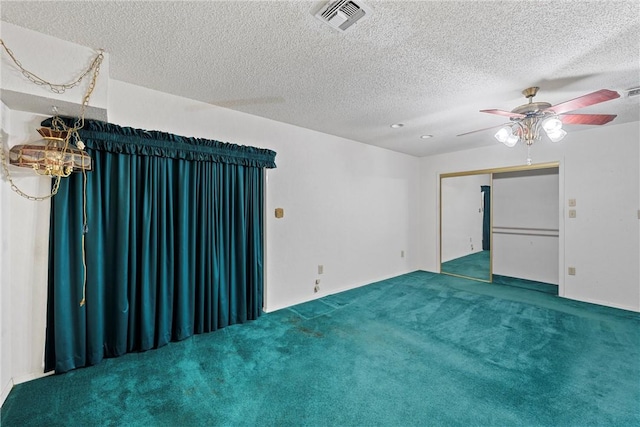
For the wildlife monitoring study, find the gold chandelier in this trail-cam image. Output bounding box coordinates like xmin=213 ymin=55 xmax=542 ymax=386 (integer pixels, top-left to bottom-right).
xmin=9 ymin=127 xmax=92 ymax=177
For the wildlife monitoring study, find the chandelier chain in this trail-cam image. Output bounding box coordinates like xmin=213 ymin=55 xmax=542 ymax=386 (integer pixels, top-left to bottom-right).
xmin=0 ymin=39 xmax=104 ymax=200
xmin=0 ymin=39 xmax=104 ymax=94
xmin=0 ymin=39 xmax=103 ymax=306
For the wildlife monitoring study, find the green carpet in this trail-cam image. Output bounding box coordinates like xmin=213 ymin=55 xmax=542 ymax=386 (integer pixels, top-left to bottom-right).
xmin=441 ymin=250 xmax=491 ymax=281
xmin=2 ymin=271 xmax=639 ymax=426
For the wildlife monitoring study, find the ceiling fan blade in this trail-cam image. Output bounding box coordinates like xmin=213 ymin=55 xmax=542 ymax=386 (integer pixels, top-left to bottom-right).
xmin=560 ymin=114 xmax=617 ymax=126
xmin=545 ymin=89 xmax=620 ymax=114
xmin=457 ymin=123 xmax=505 ymax=137
xmin=480 ymin=109 xmax=525 ymax=119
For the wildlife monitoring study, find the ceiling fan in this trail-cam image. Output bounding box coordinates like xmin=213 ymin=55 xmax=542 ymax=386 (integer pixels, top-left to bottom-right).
xmin=458 ymin=87 xmax=620 ymax=163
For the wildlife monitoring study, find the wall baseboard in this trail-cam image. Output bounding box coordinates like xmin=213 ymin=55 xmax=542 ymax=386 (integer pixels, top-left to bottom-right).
xmin=1 ymin=379 xmax=14 ymax=408
xmin=560 ymin=295 xmax=639 ymax=313
xmin=13 ymin=370 xmax=53 ymax=386
xmin=264 ymin=269 xmax=416 ymax=313
xmin=1 ymin=371 xmax=54 ymax=408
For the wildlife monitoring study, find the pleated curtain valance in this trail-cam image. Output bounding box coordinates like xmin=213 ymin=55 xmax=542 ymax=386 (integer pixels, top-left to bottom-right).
xmin=41 ymin=117 xmax=277 ymax=168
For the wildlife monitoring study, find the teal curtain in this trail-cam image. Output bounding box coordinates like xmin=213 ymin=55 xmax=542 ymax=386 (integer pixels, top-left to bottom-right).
xmin=481 ymin=185 xmax=490 ymax=251
xmin=44 ymin=118 xmax=276 ymax=373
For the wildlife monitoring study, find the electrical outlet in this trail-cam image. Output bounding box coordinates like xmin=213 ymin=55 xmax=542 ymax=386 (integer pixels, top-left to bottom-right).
xmin=568 ymin=199 xmax=576 ymax=207
xmin=568 ymin=267 xmax=576 ymax=276
xmin=569 ymin=209 xmax=576 ymax=218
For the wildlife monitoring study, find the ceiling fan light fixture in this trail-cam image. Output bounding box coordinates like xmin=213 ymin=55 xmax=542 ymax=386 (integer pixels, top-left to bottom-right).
xmin=494 ymin=127 xmax=510 ymax=143
xmin=467 ymin=87 xmax=620 ymax=162
xmin=542 ymin=116 xmax=566 ymax=142
xmin=504 ymin=134 xmax=519 ymax=147
xmin=542 ymin=117 xmax=563 ymax=133
xmin=546 ymin=128 xmax=567 ymax=143
xmin=495 ymin=126 xmax=518 ymax=147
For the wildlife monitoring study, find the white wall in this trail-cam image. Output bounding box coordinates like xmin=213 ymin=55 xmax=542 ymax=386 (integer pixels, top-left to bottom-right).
xmin=1 ymin=107 xmax=53 ymax=405
xmin=1 ymin=23 xmax=107 ymax=404
xmin=0 ymin=101 xmax=11 ymax=405
xmin=107 ymin=81 xmax=421 ymax=311
xmin=419 ymin=121 xmax=640 ymax=311
xmin=562 ymin=122 xmax=639 ymax=310
xmin=492 ymin=169 xmax=559 ymax=284
xmin=441 ymin=173 xmax=490 ymax=262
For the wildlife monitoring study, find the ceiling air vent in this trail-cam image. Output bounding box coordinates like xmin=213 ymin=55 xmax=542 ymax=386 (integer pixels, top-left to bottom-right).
xmin=625 ymin=87 xmax=640 ymax=98
xmin=314 ymin=0 xmax=373 ymax=32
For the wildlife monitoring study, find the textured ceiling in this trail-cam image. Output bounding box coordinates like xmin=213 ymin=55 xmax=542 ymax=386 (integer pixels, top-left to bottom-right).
xmin=1 ymin=1 xmax=639 ymax=157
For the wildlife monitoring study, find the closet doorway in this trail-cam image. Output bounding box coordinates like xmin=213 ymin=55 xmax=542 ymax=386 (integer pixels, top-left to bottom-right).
xmin=492 ymin=167 xmax=559 ymax=294
xmin=440 ymin=162 xmax=560 ymax=294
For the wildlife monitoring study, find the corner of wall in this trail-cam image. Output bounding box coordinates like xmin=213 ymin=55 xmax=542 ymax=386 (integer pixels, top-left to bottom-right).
xmin=0 ymin=102 xmax=13 ymax=408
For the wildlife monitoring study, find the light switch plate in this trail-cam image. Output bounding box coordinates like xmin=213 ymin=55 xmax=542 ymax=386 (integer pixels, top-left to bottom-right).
xmin=569 ymin=209 xmax=576 ymax=218
xmin=568 ymin=199 xmax=576 ymax=207
xmin=275 ymin=208 xmax=284 ymax=218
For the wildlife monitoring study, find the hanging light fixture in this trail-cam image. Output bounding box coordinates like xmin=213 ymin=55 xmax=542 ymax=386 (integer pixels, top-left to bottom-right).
xmin=459 ymin=86 xmax=620 ymax=165
xmin=0 ymin=39 xmax=104 ymax=200
xmin=494 ymin=125 xmax=519 ymax=147
xmin=541 ymin=117 xmax=567 ymax=142
xmin=9 ymin=127 xmax=92 ymax=177
xmin=494 ymin=114 xmax=566 ymax=147
xmin=489 ymin=87 xmax=569 ymax=164
xmin=493 ymin=113 xmax=566 ymax=164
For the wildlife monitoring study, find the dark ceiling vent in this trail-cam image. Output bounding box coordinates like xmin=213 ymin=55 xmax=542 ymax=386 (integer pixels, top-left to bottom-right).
xmin=626 ymin=87 xmax=640 ymax=97
xmin=314 ymin=0 xmax=373 ymax=32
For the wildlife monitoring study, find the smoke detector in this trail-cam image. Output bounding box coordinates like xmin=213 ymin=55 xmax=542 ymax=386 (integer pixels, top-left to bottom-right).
xmin=313 ymin=0 xmax=373 ymax=32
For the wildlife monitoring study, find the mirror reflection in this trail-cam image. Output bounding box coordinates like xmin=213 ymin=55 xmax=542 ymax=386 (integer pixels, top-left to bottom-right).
xmin=440 ymin=173 xmax=491 ymax=282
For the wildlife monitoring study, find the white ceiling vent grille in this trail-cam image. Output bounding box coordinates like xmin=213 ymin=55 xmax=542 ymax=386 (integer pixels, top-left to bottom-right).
xmin=314 ymin=0 xmax=373 ymax=32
